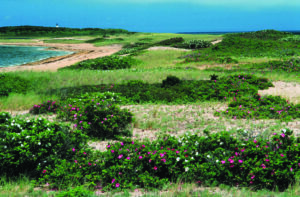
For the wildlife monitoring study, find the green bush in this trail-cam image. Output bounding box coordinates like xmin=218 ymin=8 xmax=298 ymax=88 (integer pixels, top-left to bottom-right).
xmin=0 ymin=112 xmax=89 ymax=177
xmin=162 ymin=75 xmax=181 ymax=87
xmin=60 ymin=55 xmax=136 ymax=70
xmin=215 ymin=94 xmax=300 ymax=120
xmin=176 ymin=40 xmax=212 ymax=49
xmin=39 ymin=129 xmax=299 ymax=191
xmin=0 ymin=73 xmax=31 ymax=97
xmin=157 ymin=37 xmax=184 ymax=46
xmin=248 ymin=58 xmax=300 ymax=73
xmin=73 ymin=100 xmax=133 ymax=139
xmin=56 ymin=186 xmax=94 ymax=197
xmin=29 ymin=100 xmax=60 ymax=115
xmin=55 ymin=75 xmax=273 ymax=104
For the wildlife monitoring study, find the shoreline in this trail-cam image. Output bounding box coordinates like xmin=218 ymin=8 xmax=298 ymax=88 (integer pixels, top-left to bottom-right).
xmin=0 ymin=42 xmax=122 ymax=72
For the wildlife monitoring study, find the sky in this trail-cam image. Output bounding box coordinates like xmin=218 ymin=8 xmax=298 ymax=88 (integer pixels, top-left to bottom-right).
xmin=0 ymin=0 xmax=299 ymax=33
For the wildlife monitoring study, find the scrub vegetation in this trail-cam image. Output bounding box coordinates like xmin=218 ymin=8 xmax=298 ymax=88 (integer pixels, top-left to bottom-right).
xmin=0 ymin=28 xmax=299 ymax=196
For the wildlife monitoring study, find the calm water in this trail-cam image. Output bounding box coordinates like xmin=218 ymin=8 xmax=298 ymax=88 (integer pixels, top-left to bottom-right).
xmin=0 ymin=45 xmax=73 ymax=67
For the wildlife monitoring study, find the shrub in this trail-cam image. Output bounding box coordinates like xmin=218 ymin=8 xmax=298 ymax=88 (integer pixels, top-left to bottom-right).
xmin=176 ymin=40 xmax=212 ymax=49
xmin=73 ymin=100 xmax=133 ymax=139
xmin=29 ymin=100 xmax=60 ymax=115
xmin=0 ymin=73 xmax=31 ymax=97
xmin=61 ymin=55 xmax=136 ymax=70
xmin=162 ymin=75 xmax=181 ymax=87
xmin=182 ymin=52 xmax=239 ymax=64
xmin=57 ymin=92 xmax=124 ymax=121
xmin=39 ymin=129 xmax=299 ymax=191
xmin=157 ymin=37 xmax=184 ymax=46
xmin=215 ymin=94 xmax=300 ymax=120
xmin=249 ymin=58 xmax=300 ymax=73
xmin=0 ymin=112 xmax=89 ymax=177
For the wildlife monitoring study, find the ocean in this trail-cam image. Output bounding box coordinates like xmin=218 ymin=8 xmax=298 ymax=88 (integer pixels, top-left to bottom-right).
xmin=0 ymin=45 xmax=73 ymax=67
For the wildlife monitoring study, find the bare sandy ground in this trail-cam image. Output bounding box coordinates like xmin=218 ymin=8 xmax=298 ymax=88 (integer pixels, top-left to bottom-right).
xmin=0 ymin=42 xmax=122 ymax=72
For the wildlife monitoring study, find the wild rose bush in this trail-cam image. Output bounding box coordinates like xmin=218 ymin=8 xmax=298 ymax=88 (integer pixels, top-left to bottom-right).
xmin=215 ymin=94 xmax=300 ymax=120
xmin=0 ymin=112 xmax=88 ymax=177
xmin=29 ymin=100 xmax=60 ymax=115
xmin=39 ymin=129 xmax=299 ymax=191
xmin=57 ymin=92 xmax=124 ymax=121
xmin=72 ymin=100 xmax=133 ymax=139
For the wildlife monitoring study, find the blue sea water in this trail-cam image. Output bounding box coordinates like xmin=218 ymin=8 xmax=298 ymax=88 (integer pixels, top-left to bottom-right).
xmin=0 ymin=45 xmax=73 ymax=67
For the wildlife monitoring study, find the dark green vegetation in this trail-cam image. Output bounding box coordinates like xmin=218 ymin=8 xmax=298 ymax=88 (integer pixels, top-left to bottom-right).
xmin=215 ymin=94 xmax=300 ymax=120
xmin=60 ymin=55 xmax=137 ymax=70
xmin=0 ymin=26 xmax=131 ymax=37
xmin=0 ymin=73 xmax=31 ymax=97
xmin=50 ymin=74 xmax=273 ymax=104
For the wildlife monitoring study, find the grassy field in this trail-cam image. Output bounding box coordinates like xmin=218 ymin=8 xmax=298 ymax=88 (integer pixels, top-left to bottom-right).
xmin=1 ymin=30 xmax=300 ymax=196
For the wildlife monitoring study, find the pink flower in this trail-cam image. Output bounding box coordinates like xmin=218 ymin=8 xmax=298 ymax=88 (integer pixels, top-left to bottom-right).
xmin=221 ymin=160 xmax=226 ymax=164
xmin=72 ymin=148 xmax=75 ymax=152
xmin=160 ymin=153 xmax=164 ymax=157
xmin=118 ymin=154 xmax=123 ymax=159
xmin=251 ymin=175 xmax=255 ymax=180
xmin=290 ymin=168 xmax=293 ymax=172
xmin=111 ymin=150 xmax=115 ymax=153
xmin=154 ymin=166 xmax=157 ymax=170
xmin=273 ymin=133 xmax=277 ymax=135
xmin=238 ymin=160 xmax=243 ymax=163
xmin=176 ymin=151 xmax=180 ymax=154
xmin=126 ymin=157 xmax=130 ymax=160
xmin=116 ymin=183 xmax=120 ymax=188
xmin=142 ymin=145 xmax=145 ymax=148
xmin=161 ymin=158 xmax=166 ymax=163
xmin=88 ymin=162 xmax=91 ymax=166
xmin=230 ymin=165 xmax=234 ymax=168
xmin=74 ymin=160 xmax=77 ymax=163
xmin=139 ymin=156 xmax=143 ymax=159
xmin=132 ymin=141 xmax=134 ymax=144
xmin=280 ymin=154 xmax=284 ymax=157
xmin=250 ymin=181 xmax=253 ymax=184
xmin=261 ymin=164 xmax=266 ymax=169
xmin=112 ymin=179 xmax=115 ymax=184
xmin=149 ymin=159 xmax=152 ymax=163
xmin=83 ymin=152 xmax=86 ymax=155
xmin=120 ymin=142 xmax=124 ymax=146
xmin=241 ymin=148 xmax=245 ymax=152
xmin=281 ymin=133 xmax=285 ymax=138
xmin=107 ymin=145 xmax=111 ymax=148
xmin=42 ymin=170 xmax=47 ymax=174
xmin=254 ymin=140 xmax=257 ymax=144
xmin=266 ymin=159 xmax=270 ymax=162
xmin=228 ymin=159 xmax=234 ymax=163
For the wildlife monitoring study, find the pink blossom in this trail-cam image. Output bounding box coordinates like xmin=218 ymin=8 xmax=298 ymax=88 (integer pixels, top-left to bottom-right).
xmin=42 ymin=170 xmax=47 ymax=174
xmin=290 ymin=168 xmax=293 ymax=172
xmin=176 ymin=151 xmax=180 ymax=154
xmin=250 ymin=181 xmax=253 ymax=184
xmin=111 ymin=150 xmax=115 ymax=153
xmin=107 ymin=145 xmax=111 ymax=148
xmin=112 ymin=179 xmax=115 ymax=184
xmin=72 ymin=148 xmax=75 ymax=152
xmin=132 ymin=141 xmax=134 ymax=144
xmin=273 ymin=133 xmax=277 ymax=135
xmin=251 ymin=175 xmax=255 ymax=180
xmin=126 ymin=157 xmax=130 ymax=160
xmin=281 ymin=133 xmax=285 ymax=138
xmin=161 ymin=158 xmax=166 ymax=163
xmin=230 ymin=165 xmax=234 ymax=168
xmin=83 ymin=152 xmax=86 ymax=155
xmin=74 ymin=160 xmax=77 ymax=163
xmin=149 ymin=159 xmax=152 ymax=163
xmin=139 ymin=156 xmax=143 ymax=159
xmin=266 ymin=159 xmax=270 ymax=162
xmin=228 ymin=159 xmax=234 ymax=163
xmin=118 ymin=154 xmax=123 ymax=159
xmin=221 ymin=160 xmax=225 ymax=164
xmin=241 ymin=148 xmax=245 ymax=152
xmin=116 ymin=183 xmax=120 ymax=188
xmin=160 ymin=153 xmax=165 ymax=157
xmin=254 ymin=140 xmax=257 ymax=143
xmin=154 ymin=166 xmax=157 ymax=170
xmin=238 ymin=160 xmax=243 ymax=163
xmin=280 ymin=154 xmax=284 ymax=157
xmin=88 ymin=162 xmax=91 ymax=166
xmin=120 ymin=142 xmax=124 ymax=146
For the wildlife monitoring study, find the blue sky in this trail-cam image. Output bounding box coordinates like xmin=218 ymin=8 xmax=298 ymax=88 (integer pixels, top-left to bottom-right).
xmin=0 ymin=0 xmax=299 ymax=33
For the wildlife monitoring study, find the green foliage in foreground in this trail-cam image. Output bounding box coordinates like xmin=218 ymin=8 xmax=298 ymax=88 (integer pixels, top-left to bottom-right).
xmin=215 ymin=94 xmax=300 ymax=120
xmin=0 ymin=73 xmax=31 ymax=97
xmin=60 ymin=55 xmax=137 ymax=70
xmin=29 ymin=100 xmax=60 ymax=114
xmin=0 ymin=112 xmax=88 ymax=178
xmin=37 ymin=129 xmax=299 ymax=191
xmin=55 ymin=74 xmax=273 ymax=104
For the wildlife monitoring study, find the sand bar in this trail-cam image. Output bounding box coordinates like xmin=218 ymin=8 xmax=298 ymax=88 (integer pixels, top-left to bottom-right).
xmin=0 ymin=42 xmax=122 ymax=72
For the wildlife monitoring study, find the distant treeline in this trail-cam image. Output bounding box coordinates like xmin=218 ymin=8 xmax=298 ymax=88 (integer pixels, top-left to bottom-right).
xmin=0 ymin=26 xmax=133 ymax=37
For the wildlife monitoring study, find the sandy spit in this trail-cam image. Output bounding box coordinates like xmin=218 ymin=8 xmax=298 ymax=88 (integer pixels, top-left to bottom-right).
xmin=0 ymin=42 xmax=122 ymax=72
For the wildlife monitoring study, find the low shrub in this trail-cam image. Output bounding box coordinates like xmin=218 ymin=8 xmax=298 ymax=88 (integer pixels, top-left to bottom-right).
xmin=215 ymin=94 xmax=300 ymax=120
xmin=0 ymin=73 xmax=31 ymax=97
xmin=157 ymin=37 xmax=184 ymax=46
xmin=55 ymin=75 xmax=273 ymax=104
xmin=0 ymin=112 xmax=89 ymax=177
xmin=182 ymin=52 xmax=239 ymax=64
xmin=175 ymin=40 xmax=212 ymax=49
xmin=60 ymin=55 xmax=136 ymax=70
xmin=73 ymin=100 xmax=133 ymax=139
xmin=249 ymin=58 xmax=300 ymax=73
xmin=57 ymin=92 xmax=124 ymax=121
xmin=161 ymin=75 xmax=181 ymax=87
xmin=38 ymin=129 xmax=299 ymax=191
xmin=29 ymin=100 xmax=60 ymax=115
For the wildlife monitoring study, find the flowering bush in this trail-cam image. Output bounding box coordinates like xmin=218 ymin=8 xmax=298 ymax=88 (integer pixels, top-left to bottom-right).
xmin=29 ymin=100 xmax=60 ymax=115
xmin=215 ymin=94 xmax=300 ymax=120
xmin=39 ymin=128 xmax=299 ymax=191
xmin=73 ymin=100 xmax=133 ymax=139
xmin=0 ymin=112 xmax=89 ymax=177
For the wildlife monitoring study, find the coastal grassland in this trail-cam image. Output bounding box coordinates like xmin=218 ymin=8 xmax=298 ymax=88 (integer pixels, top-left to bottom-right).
xmin=1 ymin=30 xmax=300 ymax=196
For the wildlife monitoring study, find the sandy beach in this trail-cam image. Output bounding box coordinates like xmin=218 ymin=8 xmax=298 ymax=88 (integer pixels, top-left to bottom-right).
xmin=0 ymin=42 xmax=122 ymax=72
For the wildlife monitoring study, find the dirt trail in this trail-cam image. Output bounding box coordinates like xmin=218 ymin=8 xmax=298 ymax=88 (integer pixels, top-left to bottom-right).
xmin=0 ymin=42 xmax=122 ymax=72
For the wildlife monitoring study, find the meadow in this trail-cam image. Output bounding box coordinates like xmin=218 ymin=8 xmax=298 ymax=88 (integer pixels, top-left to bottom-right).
xmin=0 ymin=28 xmax=299 ymax=196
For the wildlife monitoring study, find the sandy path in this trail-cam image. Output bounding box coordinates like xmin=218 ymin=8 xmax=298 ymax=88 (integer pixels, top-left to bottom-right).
xmin=0 ymin=42 xmax=122 ymax=72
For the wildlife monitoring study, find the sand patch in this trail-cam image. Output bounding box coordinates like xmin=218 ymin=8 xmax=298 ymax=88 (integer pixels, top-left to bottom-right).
xmin=147 ymin=46 xmax=191 ymax=51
